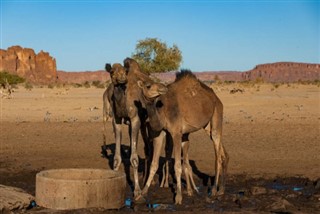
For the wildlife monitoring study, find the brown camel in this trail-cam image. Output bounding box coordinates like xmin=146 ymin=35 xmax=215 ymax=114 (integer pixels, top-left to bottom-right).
xmin=137 ymin=70 xmax=229 ymax=204
xmin=121 ymin=58 xmax=156 ymax=197
xmin=103 ymin=58 xmax=159 ymax=198
xmin=102 ymin=63 xmax=129 ymax=170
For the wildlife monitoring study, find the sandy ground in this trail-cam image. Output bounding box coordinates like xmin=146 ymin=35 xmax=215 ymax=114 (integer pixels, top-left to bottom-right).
xmin=0 ymin=83 xmax=319 ymax=213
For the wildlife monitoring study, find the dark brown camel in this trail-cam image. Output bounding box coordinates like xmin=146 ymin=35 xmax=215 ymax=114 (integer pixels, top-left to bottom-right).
xmin=137 ymin=70 xmax=229 ymax=204
xmin=102 ymin=63 xmax=129 ymax=170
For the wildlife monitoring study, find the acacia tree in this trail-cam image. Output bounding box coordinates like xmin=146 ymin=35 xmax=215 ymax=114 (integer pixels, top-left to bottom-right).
xmin=132 ymin=38 xmax=182 ymax=74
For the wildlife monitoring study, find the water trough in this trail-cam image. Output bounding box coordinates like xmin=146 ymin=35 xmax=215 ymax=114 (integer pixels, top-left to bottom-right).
xmin=36 ymin=168 xmax=126 ymax=210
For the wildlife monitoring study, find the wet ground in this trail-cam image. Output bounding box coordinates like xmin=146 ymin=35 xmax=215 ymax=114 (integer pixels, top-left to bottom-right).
xmin=1 ymin=163 xmax=319 ymax=213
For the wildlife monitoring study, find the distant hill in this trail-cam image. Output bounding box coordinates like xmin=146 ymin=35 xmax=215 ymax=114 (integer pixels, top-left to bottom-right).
xmin=152 ymin=62 xmax=320 ymax=83
xmin=57 ymin=70 xmax=109 ymax=84
xmin=241 ymin=62 xmax=320 ymax=83
xmin=1 ymin=46 xmax=319 ymax=84
xmin=57 ymin=62 xmax=320 ymax=84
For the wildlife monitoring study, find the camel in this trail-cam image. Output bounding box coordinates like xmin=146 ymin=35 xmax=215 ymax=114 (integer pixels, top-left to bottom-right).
xmin=102 ymin=63 xmax=129 ymax=170
xmin=136 ymin=70 xmax=229 ymax=204
xmin=121 ymin=58 xmax=156 ymax=197
xmin=103 ymin=58 xmax=159 ymax=198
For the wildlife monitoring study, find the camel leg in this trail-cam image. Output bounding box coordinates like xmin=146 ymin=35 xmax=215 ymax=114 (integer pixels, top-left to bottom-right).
xmin=160 ymin=160 xmax=169 ymax=188
xmin=102 ymin=103 xmax=108 ymax=144
xmin=172 ymin=133 xmax=183 ymax=205
xmin=130 ymin=116 xmax=142 ymax=198
xmin=140 ymin=122 xmax=153 ymax=185
xmin=140 ymin=130 xmax=165 ymax=198
xmin=102 ymin=95 xmax=112 ymax=152
xmin=182 ymin=137 xmax=198 ymax=196
xmin=160 ymin=132 xmax=172 ymax=188
xmin=205 ymin=101 xmax=229 ymax=197
xmin=112 ymin=117 xmax=122 ymax=171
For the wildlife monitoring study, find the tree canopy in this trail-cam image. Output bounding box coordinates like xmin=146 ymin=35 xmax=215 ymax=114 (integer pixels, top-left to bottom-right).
xmin=132 ymin=38 xmax=182 ymax=74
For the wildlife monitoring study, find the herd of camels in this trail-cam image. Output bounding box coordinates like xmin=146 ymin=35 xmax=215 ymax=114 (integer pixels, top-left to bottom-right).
xmin=102 ymin=58 xmax=229 ymax=204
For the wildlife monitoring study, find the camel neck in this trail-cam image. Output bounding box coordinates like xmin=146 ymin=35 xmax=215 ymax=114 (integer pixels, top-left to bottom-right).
xmin=145 ymin=98 xmax=164 ymax=132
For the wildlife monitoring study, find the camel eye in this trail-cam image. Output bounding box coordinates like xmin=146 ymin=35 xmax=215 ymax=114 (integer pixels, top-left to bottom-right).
xmin=146 ymin=85 xmax=151 ymax=89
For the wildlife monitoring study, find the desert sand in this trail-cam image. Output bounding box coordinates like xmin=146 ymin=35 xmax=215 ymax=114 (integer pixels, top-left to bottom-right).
xmin=0 ymin=83 xmax=319 ymax=213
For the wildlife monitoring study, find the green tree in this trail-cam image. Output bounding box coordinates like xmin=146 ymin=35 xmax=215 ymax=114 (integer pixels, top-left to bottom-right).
xmin=132 ymin=38 xmax=182 ymax=74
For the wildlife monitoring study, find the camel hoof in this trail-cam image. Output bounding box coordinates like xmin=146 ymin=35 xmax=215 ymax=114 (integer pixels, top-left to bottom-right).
xmin=113 ymin=160 xmax=121 ymax=171
xmin=175 ymin=194 xmax=182 ymax=205
xmin=134 ymin=194 xmax=146 ymax=204
xmin=209 ymin=187 xmax=224 ymax=198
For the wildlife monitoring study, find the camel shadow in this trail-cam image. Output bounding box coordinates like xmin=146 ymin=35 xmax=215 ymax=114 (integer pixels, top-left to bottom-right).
xmin=189 ymin=160 xmax=215 ymax=187
xmin=100 ymin=143 xmax=214 ymax=194
xmin=100 ymin=143 xmax=147 ymax=192
xmin=153 ymin=156 xmax=215 ymax=193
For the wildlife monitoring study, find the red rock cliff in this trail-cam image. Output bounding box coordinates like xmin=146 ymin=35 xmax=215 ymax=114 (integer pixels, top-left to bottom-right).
xmin=242 ymin=62 xmax=320 ymax=82
xmin=0 ymin=46 xmax=57 ymax=83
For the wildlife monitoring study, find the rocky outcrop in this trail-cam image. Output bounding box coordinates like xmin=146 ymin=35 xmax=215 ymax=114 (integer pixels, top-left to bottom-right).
xmin=0 ymin=46 xmax=57 ymax=83
xmin=242 ymin=62 xmax=320 ymax=82
xmin=154 ymin=62 xmax=320 ymax=83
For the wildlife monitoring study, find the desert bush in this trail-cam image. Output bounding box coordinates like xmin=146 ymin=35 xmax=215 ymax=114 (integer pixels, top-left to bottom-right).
xmin=84 ymin=81 xmax=91 ymax=88
xmin=239 ymin=80 xmax=255 ymax=87
xmin=0 ymin=71 xmax=25 ymax=86
xmin=92 ymin=80 xmax=105 ymax=88
xmin=48 ymin=84 xmax=55 ymax=89
xmin=72 ymin=83 xmax=83 ymax=88
xmin=273 ymin=83 xmax=280 ymax=89
xmin=255 ymin=77 xmax=264 ymax=84
xmin=314 ymin=80 xmax=320 ymax=87
xmin=24 ymin=82 xmax=33 ymax=90
xmin=224 ymin=80 xmax=235 ymax=84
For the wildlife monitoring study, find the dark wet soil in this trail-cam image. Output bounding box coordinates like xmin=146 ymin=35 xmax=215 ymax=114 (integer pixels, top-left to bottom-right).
xmin=2 ymin=169 xmax=319 ymax=213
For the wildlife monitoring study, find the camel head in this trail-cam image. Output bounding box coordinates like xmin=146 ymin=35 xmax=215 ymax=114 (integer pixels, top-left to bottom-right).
xmin=105 ymin=63 xmax=128 ymax=85
xmin=123 ymin=57 xmax=140 ymax=70
xmin=137 ymin=80 xmax=168 ymax=101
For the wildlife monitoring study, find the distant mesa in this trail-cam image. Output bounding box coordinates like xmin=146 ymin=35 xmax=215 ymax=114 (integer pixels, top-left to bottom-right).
xmin=1 ymin=46 xmax=319 ymax=84
xmin=0 ymin=46 xmax=57 ymax=83
xmin=242 ymin=62 xmax=320 ymax=83
xmin=154 ymin=62 xmax=320 ymax=83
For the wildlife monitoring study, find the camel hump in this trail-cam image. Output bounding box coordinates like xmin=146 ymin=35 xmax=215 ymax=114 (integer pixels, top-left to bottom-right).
xmin=175 ymin=69 xmax=197 ymax=82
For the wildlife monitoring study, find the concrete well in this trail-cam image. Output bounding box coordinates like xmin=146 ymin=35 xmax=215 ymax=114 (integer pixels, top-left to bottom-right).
xmin=36 ymin=168 xmax=126 ymax=210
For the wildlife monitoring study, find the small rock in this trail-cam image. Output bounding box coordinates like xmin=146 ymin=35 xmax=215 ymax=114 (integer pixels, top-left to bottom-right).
xmin=250 ymin=186 xmax=267 ymax=195
xmin=0 ymin=185 xmax=34 ymax=211
xmin=315 ymin=179 xmax=320 ymax=190
xmin=266 ymin=197 xmax=295 ymax=213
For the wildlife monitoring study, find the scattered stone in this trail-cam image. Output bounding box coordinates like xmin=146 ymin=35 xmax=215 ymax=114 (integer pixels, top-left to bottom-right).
xmin=230 ymin=88 xmax=244 ymax=94
xmin=314 ymin=179 xmax=320 ymax=190
xmin=44 ymin=111 xmax=51 ymax=122
xmin=0 ymin=185 xmax=34 ymax=212
xmin=250 ymin=186 xmax=267 ymax=195
xmin=89 ymin=106 xmax=99 ymax=111
xmin=266 ymin=197 xmax=296 ymax=213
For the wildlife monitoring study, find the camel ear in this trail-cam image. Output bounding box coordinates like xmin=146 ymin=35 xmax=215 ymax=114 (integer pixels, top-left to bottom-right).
xmin=123 ymin=58 xmax=131 ymax=69
xmin=137 ymin=80 xmax=144 ymax=89
xmin=105 ymin=63 xmax=112 ymax=72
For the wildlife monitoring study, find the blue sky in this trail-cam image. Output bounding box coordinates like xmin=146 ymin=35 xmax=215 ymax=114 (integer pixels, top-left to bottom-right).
xmin=1 ymin=0 xmax=319 ymax=72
